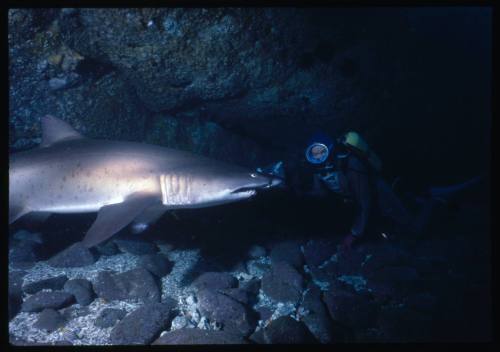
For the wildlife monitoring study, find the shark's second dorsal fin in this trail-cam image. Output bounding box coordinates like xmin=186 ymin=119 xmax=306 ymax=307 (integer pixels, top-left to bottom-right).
xmin=40 ymin=115 xmax=84 ymax=148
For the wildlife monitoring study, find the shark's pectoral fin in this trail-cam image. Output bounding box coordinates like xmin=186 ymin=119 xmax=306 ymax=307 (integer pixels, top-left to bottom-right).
xmin=131 ymin=204 xmax=169 ymax=234
xmin=22 ymin=212 xmax=52 ymax=224
xmin=82 ymin=193 xmax=161 ymax=248
xmin=9 ymin=206 xmax=28 ymax=225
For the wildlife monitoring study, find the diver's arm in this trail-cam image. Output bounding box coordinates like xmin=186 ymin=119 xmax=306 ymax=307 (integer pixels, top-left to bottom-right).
xmin=346 ymin=159 xmax=372 ymax=238
xmin=302 ymin=173 xmax=328 ymax=197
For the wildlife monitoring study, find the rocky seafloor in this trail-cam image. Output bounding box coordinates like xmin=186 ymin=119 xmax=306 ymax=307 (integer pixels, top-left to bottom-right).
xmin=8 ymin=199 xmax=491 ymax=345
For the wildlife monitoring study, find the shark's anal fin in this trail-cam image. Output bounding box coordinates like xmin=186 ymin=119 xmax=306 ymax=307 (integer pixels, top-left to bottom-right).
xmin=82 ymin=193 xmax=160 ymax=248
xmin=131 ymin=204 xmax=169 ymax=235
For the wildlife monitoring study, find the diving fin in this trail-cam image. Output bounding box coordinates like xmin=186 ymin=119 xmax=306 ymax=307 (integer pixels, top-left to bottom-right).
xmin=82 ymin=193 xmax=160 ymax=248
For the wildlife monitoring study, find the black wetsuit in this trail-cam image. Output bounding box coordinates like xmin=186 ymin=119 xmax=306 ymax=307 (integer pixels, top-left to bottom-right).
xmin=297 ymin=148 xmax=412 ymax=239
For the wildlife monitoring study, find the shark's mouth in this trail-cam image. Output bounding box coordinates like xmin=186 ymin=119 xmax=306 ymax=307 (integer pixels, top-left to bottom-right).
xmin=231 ymin=186 xmax=258 ymax=195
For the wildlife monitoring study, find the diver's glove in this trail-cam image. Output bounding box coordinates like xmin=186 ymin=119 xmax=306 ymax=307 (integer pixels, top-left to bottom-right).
xmin=256 ymin=161 xmax=286 ymax=187
xmin=256 ymin=160 xmax=284 ymax=178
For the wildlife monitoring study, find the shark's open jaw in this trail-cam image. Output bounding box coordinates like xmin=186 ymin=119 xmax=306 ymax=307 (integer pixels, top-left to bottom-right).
xmin=231 ymin=186 xmax=258 ymax=196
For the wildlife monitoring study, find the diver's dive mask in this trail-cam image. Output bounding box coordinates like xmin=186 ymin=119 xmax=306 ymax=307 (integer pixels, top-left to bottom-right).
xmin=305 ymin=142 xmax=330 ymax=164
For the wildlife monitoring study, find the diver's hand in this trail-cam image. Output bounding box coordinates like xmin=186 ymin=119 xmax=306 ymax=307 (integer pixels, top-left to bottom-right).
xmin=340 ymin=233 xmax=357 ymax=252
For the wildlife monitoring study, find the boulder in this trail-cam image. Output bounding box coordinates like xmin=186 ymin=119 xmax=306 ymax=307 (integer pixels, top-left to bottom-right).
xmin=63 ymin=278 xmax=95 ymax=306
xmin=22 ymin=275 xmax=68 ymax=294
xmin=153 ymin=328 xmax=248 ymax=344
xmin=95 ymin=240 xmax=120 ymax=256
xmin=9 ymin=270 xmax=26 ymax=298
xmin=47 ymin=242 xmax=97 ymax=268
xmin=138 ymin=254 xmax=174 ymax=278
xmin=93 ymin=268 xmax=161 ymax=303
xmin=9 ymin=241 xmax=40 ymax=269
xmin=21 ymin=291 xmax=75 ymax=313
xmin=261 ymin=261 xmax=304 ymax=304
xmin=263 ymin=316 xmax=317 ymax=344
xmin=247 ymin=245 xmax=267 ymax=259
xmin=322 ymin=288 xmax=379 ymax=330
xmin=109 ymin=300 xmax=177 ymax=345
xmin=300 ymin=284 xmax=336 ymax=343
xmin=270 ymin=240 xmax=304 ymax=270
xmin=303 ymin=239 xmax=337 ymax=268
xmin=33 ymin=308 xmax=66 ymax=332
xmin=196 ymin=288 xmax=255 ymax=337
xmin=192 ymin=272 xmax=238 ymax=292
xmin=94 ymin=308 xmax=127 ymax=328
xmin=114 ymin=239 xmax=158 ymax=255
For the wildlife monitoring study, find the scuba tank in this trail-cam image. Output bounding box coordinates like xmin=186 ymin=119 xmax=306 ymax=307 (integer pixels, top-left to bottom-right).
xmin=339 ymin=131 xmax=382 ymax=173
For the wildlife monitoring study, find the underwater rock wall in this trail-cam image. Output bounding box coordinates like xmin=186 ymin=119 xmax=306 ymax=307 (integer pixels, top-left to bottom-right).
xmin=9 ymin=8 xmax=490 ymax=181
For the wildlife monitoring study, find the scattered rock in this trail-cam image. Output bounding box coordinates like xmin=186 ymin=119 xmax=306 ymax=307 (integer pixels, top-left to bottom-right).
xmin=47 ymin=73 xmax=80 ymax=91
xmin=8 ymin=270 xmax=25 ymax=320
xmin=170 ymin=315 xmax=191 ymax=330
xmin=300 ymin=284 xmax=336 ymax=343
xmin=114 ymin=239 xmax=158 ymax=255
xmin=256 ymin=306 xmax=273 ymax=322
xmin=248 ymin=245 xmax=267 ymax=259
xmin=197 ymin=288 xmax=255 ymax=337
xmin=21 ymin=291 xmax=75 ymax=313
xmin=323 ymin=288 xmax=379 ymax=330
xmin=63 ymin=278 xmax=95 ymax=306
xmin=270 ymin=240 xmax=304 ymax=269
xmin=303 ymin=239 xmax=337 ymax=268
xmin=9 ymin=241 xmax=40 ymax=269
xmin=94 ymin=308 xmax=127 ymax=328
xmin=60 ymin=305 xmax=91 ymax=321
xmin=153 ymin=328 xmax=248 ymax=344
xmin=95 ymin=240 xmax=120 ymax=256
xmin=138 ymin=254 xmax=174 ymax=278
xmin=261 ymin=261 xmax=304 ymax=304
xmin=93 ymin=267 xmax=161 ymax=303
xmin=33 ymin=308 xmax=66 ymax=332
xmin=248 ymin=328 xmax=266 ymax=344
xmin=263 ymin=316 xmax=317 ymax=344
xmin=47 ymin=242 xmax=97 ymax=268
xmin=219 ymin=288 xmax=251 ymax=305
xmin=246 ymin=259 xmax=271 ymax=278
xmin=192 ymin=272 xmax=238 ymax=292
xmin=9 ymin=270 xmax=26 ymax=298
xmin=110 ymin=300 xmax=177 ymax=345
xmin=239 ymin=278 xmax=261 ymax=295
xmin=22 ymin=275 xmax=68 ymax=294
xmin=9 ymin=294 xmax=22 ymax=321
xmin=155 ymin=241 xmax=175 ymax=255
xmin=12 ymin=230 xmax=44 ymax=244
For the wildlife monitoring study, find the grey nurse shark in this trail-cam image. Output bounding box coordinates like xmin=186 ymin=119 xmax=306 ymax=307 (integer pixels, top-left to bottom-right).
xmin=9 ymin=115 xmax=282 ymax=247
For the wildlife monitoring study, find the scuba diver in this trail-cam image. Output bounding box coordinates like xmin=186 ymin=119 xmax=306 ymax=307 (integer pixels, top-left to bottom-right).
xmin=256 ymin=131 xmax=484 ymax=252
xmin=298 ymin=131 xmax=415 ymax=251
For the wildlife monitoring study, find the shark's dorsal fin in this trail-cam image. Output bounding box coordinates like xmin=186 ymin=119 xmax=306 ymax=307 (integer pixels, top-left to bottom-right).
xmin=40 ymin=115 xmax=84 ymax=148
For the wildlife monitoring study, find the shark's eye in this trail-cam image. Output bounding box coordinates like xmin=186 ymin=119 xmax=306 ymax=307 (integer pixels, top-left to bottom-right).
xmin=250 ymin=173 xmax=257 ymax=178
